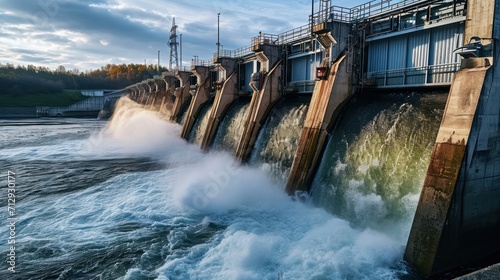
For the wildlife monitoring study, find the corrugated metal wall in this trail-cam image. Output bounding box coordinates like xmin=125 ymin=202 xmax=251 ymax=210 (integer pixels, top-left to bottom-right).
xmin=387 ymin=36 xmax=407 ymax=69
xmin=407 ymin=30 xmax=430 ymax=68
xmin=429 ymin=24 xmax=464 ymax=83
xmin=367 ymin=40 xmax=388 ymax=72
xmin=406 ymin=30 xmax=430 ymax=85
xmin=366 ymin=21 xmax=465 ymax=86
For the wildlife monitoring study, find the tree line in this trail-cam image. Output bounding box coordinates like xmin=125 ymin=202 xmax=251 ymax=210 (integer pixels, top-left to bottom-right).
xmin=0 ymin=63 xmax=167 ymax=95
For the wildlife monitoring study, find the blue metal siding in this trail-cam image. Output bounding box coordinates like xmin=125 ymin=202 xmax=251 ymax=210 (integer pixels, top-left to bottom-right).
xmin=366 ymin=21 xmax=464 ymax=87
xmin=387 ymin=36 xmax=407 ymax=70
xmin=386 ymin=36 xmax=407 ymax=85
xmin=367 ymin=40 xmax=388 ymax=72
xmin=405 ymin=30 xmax=430 ymax=85
xmin=291 ymin=56 xmax=308 ymax=82
xmin=406 ymin=30 xmax=430 ymax=68
xmin=429 ymin=23 xmax=464 ymax=83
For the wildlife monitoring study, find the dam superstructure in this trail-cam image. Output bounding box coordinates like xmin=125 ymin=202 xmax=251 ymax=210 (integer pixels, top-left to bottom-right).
xmin=101 ymin=0 xmax=499 ymax=278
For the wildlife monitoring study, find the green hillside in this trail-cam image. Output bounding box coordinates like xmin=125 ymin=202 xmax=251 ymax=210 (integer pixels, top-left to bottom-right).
xmin=0 ymin=90 xmax=88 ymax=107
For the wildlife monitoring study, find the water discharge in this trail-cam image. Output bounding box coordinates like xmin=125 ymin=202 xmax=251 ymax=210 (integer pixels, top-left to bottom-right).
xmin=189 ymin=102 xmax=213 ymax=145
xmin=0 ymin=94 xmax=443 ymax=279
xmin=312 ymin=93 xmax=446 ymax=231
xmin=250 ymin=97 xmax=310 ymax=185
xmin=213 ymin=101 xmax=250 ymax=154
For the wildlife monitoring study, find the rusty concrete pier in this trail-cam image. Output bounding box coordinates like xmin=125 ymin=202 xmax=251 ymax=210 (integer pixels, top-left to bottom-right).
xmin=405 ymin=0 xmax=499 ymax=277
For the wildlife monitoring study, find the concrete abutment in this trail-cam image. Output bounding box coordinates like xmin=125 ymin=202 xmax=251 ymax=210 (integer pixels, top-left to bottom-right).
xmin=405 ymin=0 xmax=499 ymax=277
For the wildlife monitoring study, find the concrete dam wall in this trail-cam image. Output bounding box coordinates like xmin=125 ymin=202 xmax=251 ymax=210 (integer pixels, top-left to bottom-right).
xmin=103 ymin=0 xmax=499 ymax=278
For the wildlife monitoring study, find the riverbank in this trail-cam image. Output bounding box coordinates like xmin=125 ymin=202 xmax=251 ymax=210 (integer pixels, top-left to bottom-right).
xmin=0 ymin=107 xmax=37 ymax=118
xmin=0 ymin=90 xmax=87 ymax=107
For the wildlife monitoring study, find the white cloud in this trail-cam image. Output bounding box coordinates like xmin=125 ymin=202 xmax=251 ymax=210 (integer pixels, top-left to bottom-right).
xmin=1 ymin=0 xmax=369 ymax=71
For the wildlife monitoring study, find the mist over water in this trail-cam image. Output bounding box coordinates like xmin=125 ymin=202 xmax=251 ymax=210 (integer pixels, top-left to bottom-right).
xmin=0 ymin=94 xmax=439 ymax=279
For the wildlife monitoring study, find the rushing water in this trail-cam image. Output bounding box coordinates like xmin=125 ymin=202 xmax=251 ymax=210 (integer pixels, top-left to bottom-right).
xmin=189 ymin=102 xmax=213 ymax=145
xmin=213 ymin=101 xmax=250 ymax=155
xmin=0 ymin=95 xmax=444 ymax=279
xmin=250 ymin=97 xmax=310 ymax=185
xmin=312 ymin=93 xmax=446 ymax=231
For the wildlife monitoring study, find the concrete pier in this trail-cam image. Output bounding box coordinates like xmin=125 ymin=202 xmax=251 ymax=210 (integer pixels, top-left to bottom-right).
xmin=200 ymin=58 xmax=238 ymax=150
xmin=170 ymin=70 xmax=192 ymax=122
xmin=150 ymin=79 xmax=166 ymax=110
xmin=181 ymin=66 xmax=212 ymax=140
xmin=405 ymin=57 xmax=493 ymax=276
xmin=285 ymin=55 xmax=352 ymax=194
xmin=137 ymin=83 xmax=148 ymax=105
xmin=159 ymin=73 xmax=177 ymax=118
xmin=144 ymin=79 xmax=157 ymax=107
xmin=235 ymin=44 xmax=282 ymax=161
xmin=405 ymin=0 xmax=499 ymax=277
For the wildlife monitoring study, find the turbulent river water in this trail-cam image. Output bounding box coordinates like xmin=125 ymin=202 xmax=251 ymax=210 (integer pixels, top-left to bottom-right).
xmin=0 ymin=93 xmax=445 ymax=279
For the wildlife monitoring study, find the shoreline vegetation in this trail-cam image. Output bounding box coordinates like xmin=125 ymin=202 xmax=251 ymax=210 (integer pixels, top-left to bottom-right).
xmin=0 ymin=90 xmax=87 ymax=107
xmin=0 ymin=63 xmax=165 ymax=107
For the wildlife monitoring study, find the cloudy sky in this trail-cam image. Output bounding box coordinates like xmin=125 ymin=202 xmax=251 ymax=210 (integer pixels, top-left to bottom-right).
xmin=0 ymin=0 xmax=367 ymax=72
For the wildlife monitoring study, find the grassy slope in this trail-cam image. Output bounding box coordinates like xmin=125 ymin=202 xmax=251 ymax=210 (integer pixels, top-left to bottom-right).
xmin=0 ymin=90 xmax=88 ymax=107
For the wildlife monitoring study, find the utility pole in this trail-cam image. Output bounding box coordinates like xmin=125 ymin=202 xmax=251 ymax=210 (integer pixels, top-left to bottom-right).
xmin=217 ymin=13 xmax=220 ymax=61
xmin=180 ymin=34 xmax=183 ymax=68
xmin=157 ymin=50 xmax=160 ymax=75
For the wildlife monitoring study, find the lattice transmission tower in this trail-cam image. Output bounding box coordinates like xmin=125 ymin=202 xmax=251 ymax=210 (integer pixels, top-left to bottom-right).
xmin=169 ymin=17 xmax=179 ymax=70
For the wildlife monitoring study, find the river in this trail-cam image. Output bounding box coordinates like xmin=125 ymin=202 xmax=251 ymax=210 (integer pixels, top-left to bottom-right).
xmin=0 ymin=93 xmax=445 ymax=279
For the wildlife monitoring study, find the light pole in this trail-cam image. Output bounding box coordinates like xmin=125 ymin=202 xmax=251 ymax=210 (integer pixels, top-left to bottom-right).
xmin=311 ymin=0 xmax=315 ymax=35
xmin=180 ymin=34 xmax=183 ymax=68
xmin=157 ymin=50 xmax=160 ymax=75
xmin=217 ymin=12 xmax=220 ymax=60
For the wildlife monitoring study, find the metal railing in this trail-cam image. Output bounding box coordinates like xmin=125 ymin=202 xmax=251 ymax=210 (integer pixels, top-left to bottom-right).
xmin=233 ymin=45 xmax=254 ymax=57
xmin=191 ymin=58 xmax=213 ymax=67
xmin=170 ymin=66 xmax=192 ymax=72
xmin=286 ymin=80 xmax=316 ymax=93
xmin=211 ymin=45 xmax=254 ymax=59
xmin=252 ymin=33 xmax=280 ymax=46
xmin=365 ymin=62 xmax=461 ymax=87
xmin=311 ymin=5 xmax=353 ymax=25
xmin=278 ymin=24 xmax=312 ymax=45
xmin=351 ymin=0 xmax=432 ymax=20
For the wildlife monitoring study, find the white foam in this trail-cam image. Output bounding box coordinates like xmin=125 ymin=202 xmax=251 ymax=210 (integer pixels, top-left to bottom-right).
xmin=2 ymin=98 xmax=411 ymax=279
xmin=161 ymin=153 xmax=406 ymax=279
xmin=85 ymin=97 xmax=199 ymax=161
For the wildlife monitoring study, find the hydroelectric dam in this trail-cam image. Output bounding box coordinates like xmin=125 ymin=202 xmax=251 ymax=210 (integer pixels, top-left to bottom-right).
xmin=101 ymin=0 xmax=500 ymax=278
